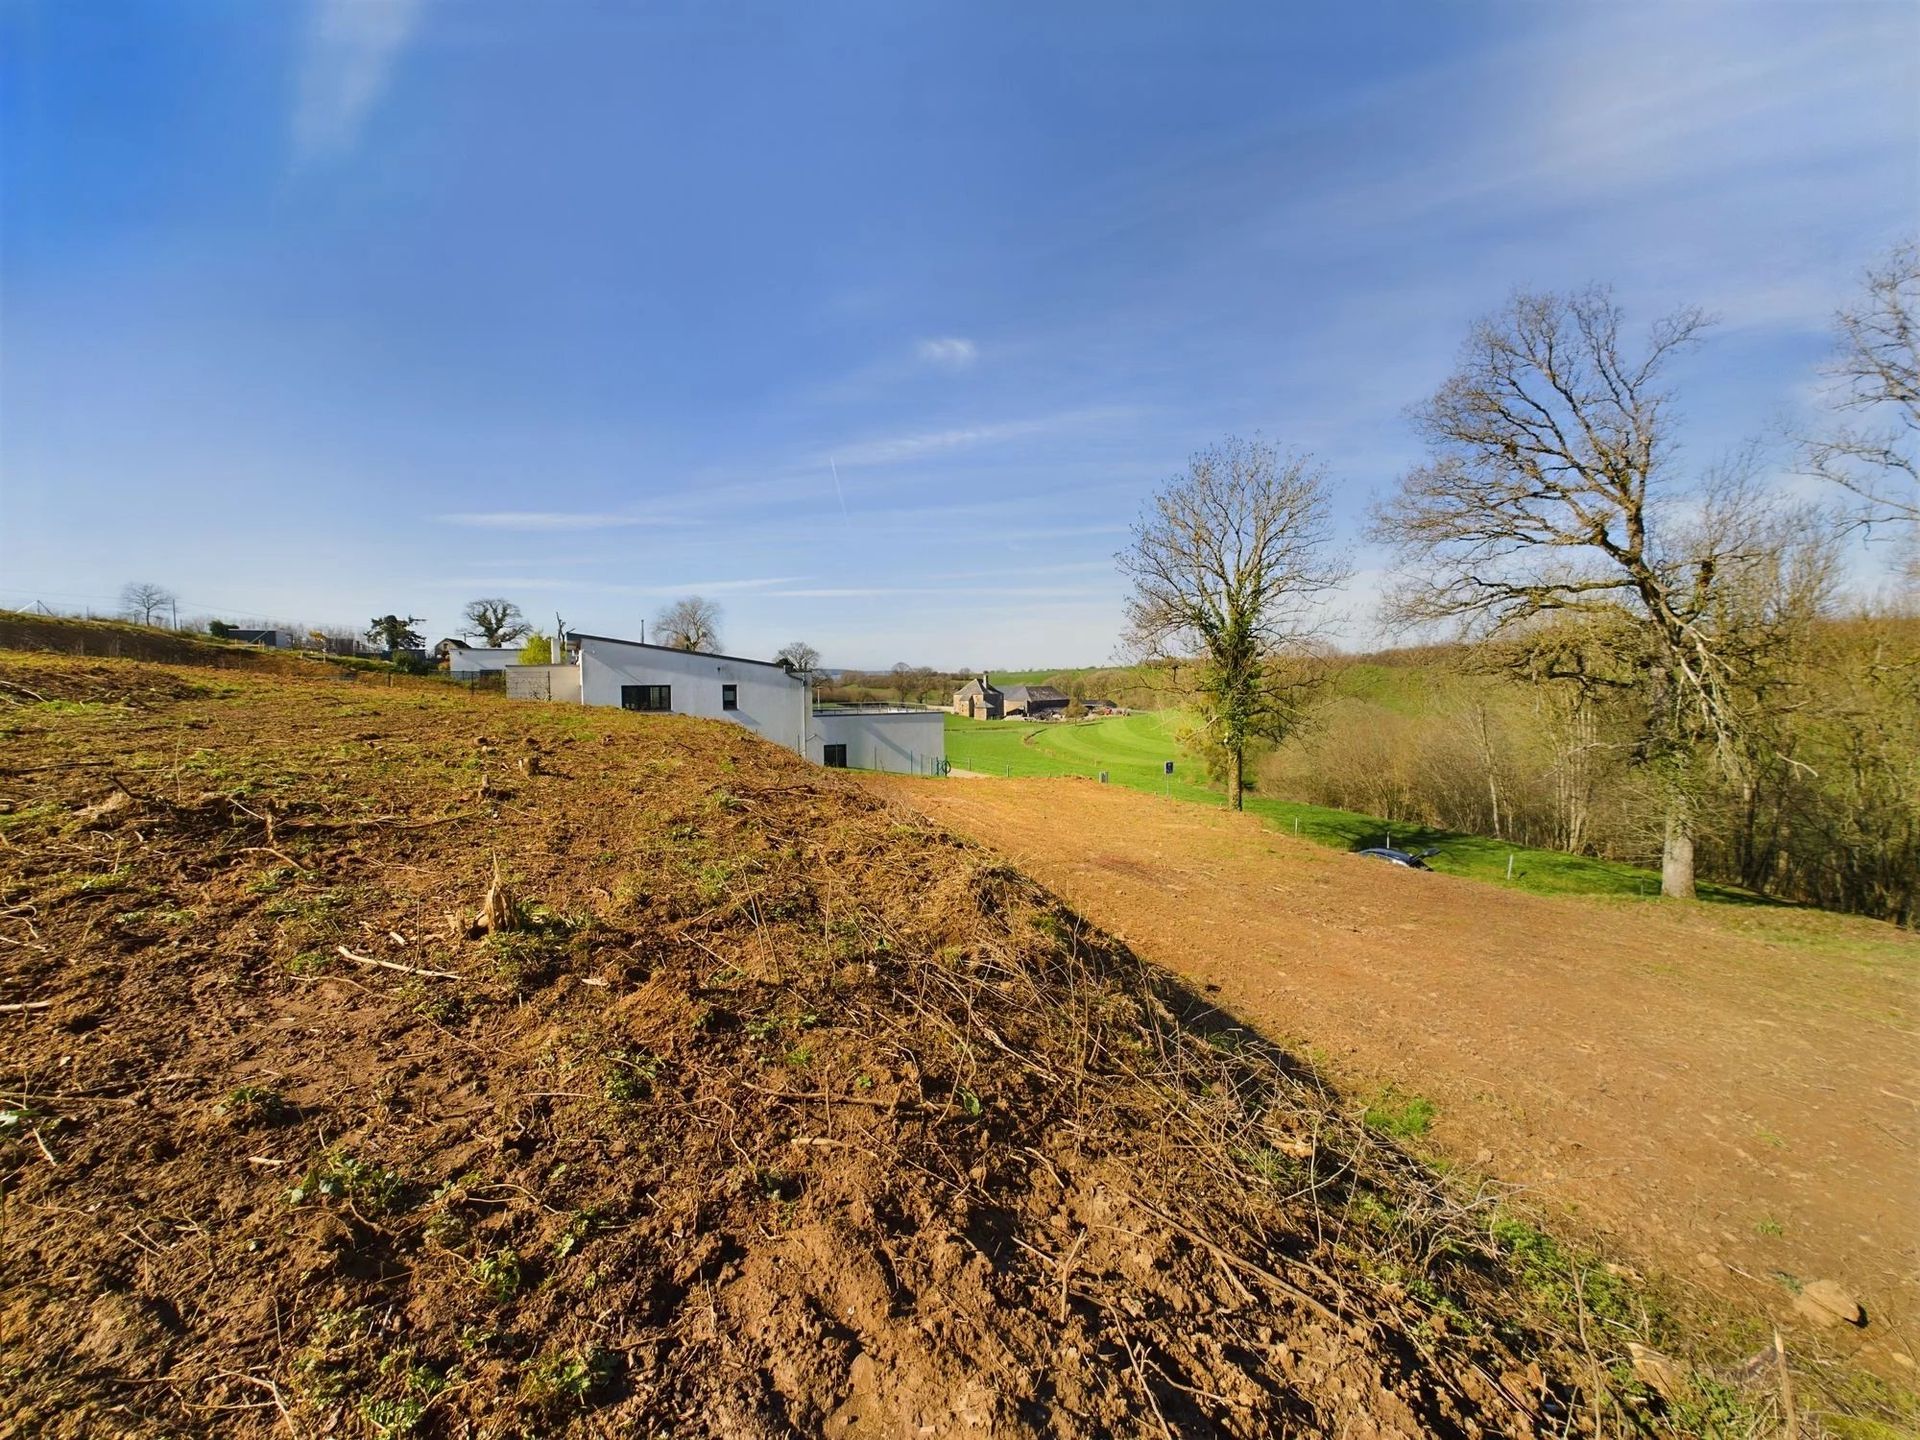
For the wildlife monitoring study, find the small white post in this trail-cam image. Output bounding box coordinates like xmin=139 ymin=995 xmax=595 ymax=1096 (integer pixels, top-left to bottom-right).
xmin=1506 ymin=853 xmax=1515 ymax=880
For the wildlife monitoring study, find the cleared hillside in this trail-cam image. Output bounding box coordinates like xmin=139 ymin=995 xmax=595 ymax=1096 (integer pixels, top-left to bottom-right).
xmin=867 ymin=773 xmax=1920 ymax=1375
xmin=0 ymin=652 xmax=1715 ymax=1437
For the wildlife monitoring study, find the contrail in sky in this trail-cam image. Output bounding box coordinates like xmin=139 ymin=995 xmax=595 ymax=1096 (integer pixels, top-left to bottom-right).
xmin=829 ymin=455 xmax=850 ymax=525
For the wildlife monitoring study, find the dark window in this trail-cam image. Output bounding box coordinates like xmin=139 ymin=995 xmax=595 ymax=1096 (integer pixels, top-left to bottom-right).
xmin=823 ymin=743 xmax=848 ymax=768
xmin=620 ymin=684 xmax=670 ymax=712
xmin=721 ymin=683 xmax=738 ymax=711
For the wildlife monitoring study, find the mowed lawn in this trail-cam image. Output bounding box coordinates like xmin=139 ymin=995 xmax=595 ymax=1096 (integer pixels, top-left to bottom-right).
xmin=944 ymin=712 xmax=1752 ymax=903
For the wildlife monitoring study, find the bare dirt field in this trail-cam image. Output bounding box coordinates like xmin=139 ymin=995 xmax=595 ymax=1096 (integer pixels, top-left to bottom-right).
xmin=867 ymin=775 xmax=1920 ymax=1373
xmin=7 ymin=650 xmax=1687 ymax=1438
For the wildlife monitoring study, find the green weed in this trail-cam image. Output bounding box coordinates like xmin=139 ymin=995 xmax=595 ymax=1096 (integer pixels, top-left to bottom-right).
xmin=1362 ymin=1087 xmax=1436 ymax=1139
xmin=602 ymin=1049 xmax=660 ymax=1102
xmin=285 ymin=948 xmax=335 ymax=976
xmin=551 ymin=1209 xmax=600 ymax=1261
xmin=1234 ymin=1144 xmax=1302 ymax=1188
xmin=1489 ymin=1213 xmax=1647 ymax=1334
xmin=521 ymin=1348 xmax=617 ymax=1412
xmin=473 ymin=1247 xmax=524 ymax=1303
xmin=287 ymin=1151 xmax=410 ymax=1215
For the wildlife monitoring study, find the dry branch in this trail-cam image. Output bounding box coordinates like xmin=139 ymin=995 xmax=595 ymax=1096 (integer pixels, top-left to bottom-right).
xmin=333 ymin=946 xmax=463 ymax=981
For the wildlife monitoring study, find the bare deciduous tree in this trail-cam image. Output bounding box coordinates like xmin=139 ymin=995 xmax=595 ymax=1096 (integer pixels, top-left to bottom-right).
xmin=655 ymin=596 xmax=722 ymax=653
xmin=1119 ymin=436 xmax=1348 ymax=810
xmin=1802 ymin=240 xmax=1919 ymax=547
xmin=775 ymin=641 xmax=823 ymax=683
xmin=120 ymin=581 xmax=177 ymax=627
xmin=461 ymin=597 xmax=532 ymax=647
xmin=1372 ymin=287 xmax=1835 ymax=898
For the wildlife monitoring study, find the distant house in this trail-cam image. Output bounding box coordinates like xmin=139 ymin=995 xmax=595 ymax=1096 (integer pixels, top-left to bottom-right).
xmin=448 ymin=645 xmax=521 ymax=677
xmin=433 ymin=637 xmax=469 ymax=662
xmin=503 ymin=630 xmax=945 ymax=775
xmin=952 ymin=674 xmax=1003 ymax=719
xmin=1002 ymin=683 xmax=1070 ymax=719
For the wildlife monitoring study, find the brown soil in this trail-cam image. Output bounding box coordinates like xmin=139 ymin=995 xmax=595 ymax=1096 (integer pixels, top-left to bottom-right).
xmin=0 ymin=654 xmax=1642 ymax=1438
xmin=866 ymin=775 xmax=1920 ymax=1374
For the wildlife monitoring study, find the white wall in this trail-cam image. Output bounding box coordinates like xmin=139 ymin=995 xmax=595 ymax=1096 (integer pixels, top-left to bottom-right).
xmin=810 ymin=710 xmax=947 ymax=775
xmin=505 ymin=664 xmax=580 ymax=702
xmin=450 ymin=647 xmax=520 ymax=675
xmin=577 ymin=638 xmax=807 ymax=755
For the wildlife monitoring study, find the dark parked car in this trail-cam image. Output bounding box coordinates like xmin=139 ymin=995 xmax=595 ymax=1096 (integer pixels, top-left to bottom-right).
xmin=1356 ymin=846 xmax=1439 ymax=870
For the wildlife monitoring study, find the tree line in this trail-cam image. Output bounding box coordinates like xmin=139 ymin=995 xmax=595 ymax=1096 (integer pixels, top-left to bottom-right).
xmin=1118 ymin=243 xmax=1918 ymax=919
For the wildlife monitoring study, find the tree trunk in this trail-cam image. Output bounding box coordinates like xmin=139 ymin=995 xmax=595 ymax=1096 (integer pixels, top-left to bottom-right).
xmin=1661 ymin=797 xmax=1696 ymax=900
xmin=1226 ymin=743 xmax=1244 ymax=811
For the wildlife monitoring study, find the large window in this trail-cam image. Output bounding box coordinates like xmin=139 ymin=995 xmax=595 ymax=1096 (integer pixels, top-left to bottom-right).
xmin=620 ymin=684 xmax=670 ymax=712
xmin=721 ymin=683 xmax=738 ymax=711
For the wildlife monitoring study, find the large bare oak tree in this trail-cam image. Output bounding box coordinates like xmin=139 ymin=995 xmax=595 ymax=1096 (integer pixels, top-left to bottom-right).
xmin=460 ymin=597 xmax=532 ymax=647
xmin=1119 ymin=437 xmax=1348 ymax=811
xmin=774 ymin=641 xmax=823 ymax=683
xmin=655 ymin=595 xmax=723 ymax=653
xmin=1802 ymin=240 xmax=1919 ymax=572
xmin=1373 ymin=287 xmax=1833 ymax=899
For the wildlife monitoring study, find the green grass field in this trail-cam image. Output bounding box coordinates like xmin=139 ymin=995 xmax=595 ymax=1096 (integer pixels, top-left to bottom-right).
xmin=944 ymin=712 xmax=1755 ymax=904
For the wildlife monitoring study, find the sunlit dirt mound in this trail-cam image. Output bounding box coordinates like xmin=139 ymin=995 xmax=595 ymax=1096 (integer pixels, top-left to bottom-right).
xmin=2 ymin=655 xmax=1597 ymax=1438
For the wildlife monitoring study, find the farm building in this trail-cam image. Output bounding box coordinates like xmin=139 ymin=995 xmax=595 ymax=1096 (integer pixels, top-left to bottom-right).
xmin=506 ymin=631 xmax=945 ymax=776
xmin=951 ymin=674 xmax=1002 ymax=719
xmin=1002 ymin=683 xmax=1070 ymax=719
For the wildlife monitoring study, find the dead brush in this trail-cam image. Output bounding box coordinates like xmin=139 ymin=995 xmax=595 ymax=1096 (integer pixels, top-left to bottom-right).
xmin=787 ymin=851 xmax=1766 ymax=1437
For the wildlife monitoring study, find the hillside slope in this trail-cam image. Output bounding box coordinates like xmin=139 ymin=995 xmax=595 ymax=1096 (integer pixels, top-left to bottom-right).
xmin=0 ymin=655 xmax=1735 ymax=1436
xmin=866 ymin=774 xmax=1920 ymax=1362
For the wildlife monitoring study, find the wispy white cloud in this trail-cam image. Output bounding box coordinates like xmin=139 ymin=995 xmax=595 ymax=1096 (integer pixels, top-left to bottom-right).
xmin=429 ymin=575 xmax=804 ymax=594
xmin=830 ymin=407 xmax=1131 ymax=468
xmin=438 ymin=510 xmax=691 ymax=531
xmin=916 ymin=336 xmax=978 ymax=369
xmin=765 ymin=583 xmax=1106 ymax=600
xmin=291 ymin=0 xmax=428 ymax=162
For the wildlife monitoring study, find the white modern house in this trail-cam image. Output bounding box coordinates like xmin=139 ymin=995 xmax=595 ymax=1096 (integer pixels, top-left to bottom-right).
xmin=809 ymin=704 xmax=947 ymax=775
xmin=576 ymin=631 xmax=810 ymax=752
xmin=449 ymin=646 xmax=521 ymax=677
xmin=504 ymin=631 xmax=945 ymax=776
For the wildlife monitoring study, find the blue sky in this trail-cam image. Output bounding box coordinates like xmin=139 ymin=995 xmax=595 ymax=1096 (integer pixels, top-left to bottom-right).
xmin=2 ymin=2 xmax=1914 ymax=667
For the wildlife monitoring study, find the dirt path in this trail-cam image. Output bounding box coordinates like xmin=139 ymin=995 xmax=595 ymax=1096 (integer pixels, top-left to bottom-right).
xmin=869 ymin=775 xmax=1920 ymax=1364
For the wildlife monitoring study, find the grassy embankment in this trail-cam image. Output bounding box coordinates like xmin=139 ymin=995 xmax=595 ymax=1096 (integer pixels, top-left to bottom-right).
xmin=944 ymin=710 xmax=1753 ymax=903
